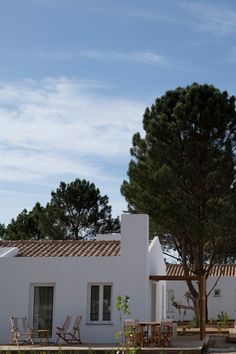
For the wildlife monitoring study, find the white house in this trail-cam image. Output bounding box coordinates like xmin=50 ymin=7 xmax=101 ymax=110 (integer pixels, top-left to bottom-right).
xmin=0 ymin=213 xmax=166 ymax=344
xmin=166 ymin=264 xmax=236 ymax=322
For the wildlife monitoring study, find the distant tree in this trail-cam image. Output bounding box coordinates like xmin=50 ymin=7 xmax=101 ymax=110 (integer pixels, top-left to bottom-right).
xmin=4 ymin=179 xmax=120 ymax=240
xmin=46 ymin=179 xmax=120 ymax=239
xmin=0 ymin=223 xmax=5 ymax=239
xmin=4 ymin=208 xmax=41 ymax=240
xmin=121 ymin=83 xmax=236 ymax=322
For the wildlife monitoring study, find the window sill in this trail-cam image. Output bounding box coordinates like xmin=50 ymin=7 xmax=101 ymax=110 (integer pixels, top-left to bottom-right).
xmin=86 ymin=322 xmax=114 ymax=326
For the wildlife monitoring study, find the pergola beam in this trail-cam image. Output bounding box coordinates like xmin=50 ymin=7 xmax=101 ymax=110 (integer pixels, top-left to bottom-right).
xmin=149 ymin=275 xmax=200 ymax=281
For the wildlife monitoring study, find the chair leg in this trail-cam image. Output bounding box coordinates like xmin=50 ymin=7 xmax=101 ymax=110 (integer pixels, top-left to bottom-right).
xmin=56 ymin=333 xmax=66 ymax=344
xmin=68 ymin=333 xmax=81 ymax=344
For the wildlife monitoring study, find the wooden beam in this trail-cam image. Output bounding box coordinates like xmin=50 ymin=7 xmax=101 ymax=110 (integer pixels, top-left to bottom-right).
xmin=149 ymin=275 xmax=200 ymax=281
xmin=149 ymin=274 xmax=206 ymax=340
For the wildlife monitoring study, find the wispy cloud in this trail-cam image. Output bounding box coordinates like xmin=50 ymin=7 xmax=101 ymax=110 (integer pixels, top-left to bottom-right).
xmin=37 ymin=49 xmax=168 ymax=66
xmin=39 ymin=51 xmax=75 ymax=61
xmin=180 ymin=2 xmax=236 ymax=36
xmin=0 ymin=77 xmax=144 ymax=182
xmin=0 ymin=77 xmax=145 ymax=222
xmin=80 ymin=50 xmax=168 ymax=65
xmin=127 ymin=8 xmax=185 ymax=26
xmin=128 ymin=2 xmax=236 ymax=37
xmin=227 ymin=46 xmax=236 ymax=62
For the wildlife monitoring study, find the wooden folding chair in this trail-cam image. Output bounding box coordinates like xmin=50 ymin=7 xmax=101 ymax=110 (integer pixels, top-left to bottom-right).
xmin=56 ymin=316 xmax=71 ymax=343
xmin=56 ymin=316 xmax=82 ymax=344
xmin=10 ymin=316 xmax=34 ymax=345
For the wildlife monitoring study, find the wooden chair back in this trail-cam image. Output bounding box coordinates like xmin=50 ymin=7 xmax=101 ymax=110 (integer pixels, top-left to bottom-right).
xmin=10 ymin=316 xmax=34 ymax=345
xmin=62 ymin=315 xmax=72 ymax=332
xmin=72 ymin=316 xmax=82 ymax=336
xmin=56 ymin=315 xmax=82 ymax=344
xmin=160 ymin=320 xmax=172 ymax=347
xmin=151 ymin=323 xmax=161 ymax=347
xmin=123 ymin=320 xmax=144 ymax=347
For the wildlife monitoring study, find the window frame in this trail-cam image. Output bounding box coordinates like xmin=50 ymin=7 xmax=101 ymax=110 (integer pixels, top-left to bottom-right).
xmin=87 ymin=283 xmax=113 ymax=324
xmin=166 ymin=289 xmax=174 ymax=312
xmin=213 ymin=288 xmax=221 ymax=297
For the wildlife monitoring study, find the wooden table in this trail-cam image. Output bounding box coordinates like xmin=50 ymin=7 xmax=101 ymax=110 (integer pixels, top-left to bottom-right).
xmin=123 ymin=321 xmax=173 ymax=347
xmin=37 ymin=329 xmax=50 ymax=344
xmin=136 ymin=322 xmax=161 ymax=347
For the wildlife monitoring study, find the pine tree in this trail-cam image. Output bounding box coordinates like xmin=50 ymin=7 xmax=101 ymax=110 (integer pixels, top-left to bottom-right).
xmin=121 ymin=83 xmax=236 ymax=320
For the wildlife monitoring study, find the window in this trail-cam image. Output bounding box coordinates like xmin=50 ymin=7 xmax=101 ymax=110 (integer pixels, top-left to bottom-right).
xmin=33 ymin=285 xmax=54 ymax=335
xmin=90 ymin=285 xmax=99 ymax=321
xmin=214 ymin=289 xmax=221 ymax=297
xmin=103 ymin=285 xmax=112 ymax=321
xmin=166 ymin=289 xmax=174 ymax=311
xmin=89 ymin=284 xmax=112 ymax=322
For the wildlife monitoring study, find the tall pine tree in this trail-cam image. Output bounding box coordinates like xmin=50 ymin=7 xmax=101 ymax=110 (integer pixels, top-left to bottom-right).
xmin=121 ymin=83 xmax=236 ymax=320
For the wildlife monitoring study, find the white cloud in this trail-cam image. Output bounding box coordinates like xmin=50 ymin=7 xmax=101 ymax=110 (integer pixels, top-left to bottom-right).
xmin=127 ymin=8 xmax=184 ymax=25
xmin=228 ymin=46 xmax=236 ymax=62
xmin=81 ymin=50 xmax=168 ymax=65
xmin=180 ymin=2 xmax=236 ymax=36
xmin=0 ymin=77 xmax=145 ymax=222
xmin=38 ymin=50 xmax=168 ymax=66
xmin=129 ymin=2 xmax=236 ymax=37
xmin=0 ymin=77 xmax=144 ymax=182
xmin=39 ymin=51 xmax=75 ymax=61
xmin=0 ymin=149 xmax=100 ymax=181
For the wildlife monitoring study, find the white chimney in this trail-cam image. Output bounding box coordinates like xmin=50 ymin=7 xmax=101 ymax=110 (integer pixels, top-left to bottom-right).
xmin=96 ymin=233 xmax=121 ymax=241
xmin=120 ymin=213 xmax=149 ymax=258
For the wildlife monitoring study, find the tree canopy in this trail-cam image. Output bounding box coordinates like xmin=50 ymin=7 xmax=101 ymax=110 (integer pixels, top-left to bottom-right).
xmin=4 ymin=178 xmax=120 ymax=240
xmin=0 ymin=223 xmax=5 ymax=239
xmin=46 ymin=179 xmax=120 ymax=239
xmin=121 ymin=83 xmax=236 ymax=318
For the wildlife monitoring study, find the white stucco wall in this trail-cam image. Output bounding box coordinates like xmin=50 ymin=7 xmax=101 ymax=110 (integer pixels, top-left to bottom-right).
xmin=166 ymin=280 xmax=194 ymax=322
xmin=167 ymin=276 xmax=236 ymax=322
xmin=207 ymin=276 xmax=236 ymax=321
xmin=148 ymin=237 xmax=166 ymax=321
xmin=0 ymin=213 xmax=166 ymax=344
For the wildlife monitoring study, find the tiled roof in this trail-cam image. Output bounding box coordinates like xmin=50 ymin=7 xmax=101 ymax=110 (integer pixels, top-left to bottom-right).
xmin=0 ymin=240 xmax=120 ymax=257
xmin=166 ymin=264 xmax=236 ymax=277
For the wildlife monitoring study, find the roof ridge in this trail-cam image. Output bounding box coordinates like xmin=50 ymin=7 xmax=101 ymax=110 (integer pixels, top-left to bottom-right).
xmin=166 ymin=263 xmax=236 ymax=266
xmin=0 ymin=239 xmax=120 ymax=243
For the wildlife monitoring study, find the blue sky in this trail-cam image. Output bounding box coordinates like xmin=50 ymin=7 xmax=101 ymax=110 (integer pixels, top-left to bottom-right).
xmin=1 ymin=0 xmax=236 ymax=224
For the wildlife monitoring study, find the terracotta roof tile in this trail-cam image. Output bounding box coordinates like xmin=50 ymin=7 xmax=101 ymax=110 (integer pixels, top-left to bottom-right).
xmin=0 ymin=240 xmax=120 ymax=257
xmin=166 ymin=264 xmax=236 ymax=277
